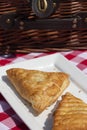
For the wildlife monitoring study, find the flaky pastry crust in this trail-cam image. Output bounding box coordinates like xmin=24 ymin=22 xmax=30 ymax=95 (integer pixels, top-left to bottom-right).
xmin=52 ymin=92 xmax=87 ymax=130
xmin=6 ymin=68 xmax=70 ymax=113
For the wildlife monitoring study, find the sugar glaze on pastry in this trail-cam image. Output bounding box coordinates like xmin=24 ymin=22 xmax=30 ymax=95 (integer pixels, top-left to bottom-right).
xmin=6 ymin=68 xmax=70 ymax=113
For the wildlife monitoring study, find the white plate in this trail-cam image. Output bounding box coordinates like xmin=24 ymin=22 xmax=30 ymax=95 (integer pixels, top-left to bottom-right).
xmin=0 ymin=53 xmax=87 ymax=130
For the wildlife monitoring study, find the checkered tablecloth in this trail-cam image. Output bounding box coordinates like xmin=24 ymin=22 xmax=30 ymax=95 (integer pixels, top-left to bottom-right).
xmin=0 ymin=50 xmax=87 ymax=130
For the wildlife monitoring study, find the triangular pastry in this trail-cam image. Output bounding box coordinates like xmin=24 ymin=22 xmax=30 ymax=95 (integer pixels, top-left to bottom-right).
xmin=6 ymin=68 xmax=70 ymax=113
xmin=52 ymin=92 xmax=87 ymax=130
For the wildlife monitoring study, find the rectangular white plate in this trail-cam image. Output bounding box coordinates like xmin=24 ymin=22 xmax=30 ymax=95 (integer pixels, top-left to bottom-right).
xmin=0 ymin=53 xmax=87 ymax=130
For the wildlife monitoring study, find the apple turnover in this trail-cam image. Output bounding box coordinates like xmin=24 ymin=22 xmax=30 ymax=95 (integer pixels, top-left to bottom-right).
xmin=6 ymin=68 xmax=70 ymax=113
xmin=52 ymin=92 xmax=87 ymax=130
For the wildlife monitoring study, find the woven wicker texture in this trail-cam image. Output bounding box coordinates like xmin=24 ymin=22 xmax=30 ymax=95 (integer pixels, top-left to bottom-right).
xmin=0 ymin=0 xmax=87 ymax=55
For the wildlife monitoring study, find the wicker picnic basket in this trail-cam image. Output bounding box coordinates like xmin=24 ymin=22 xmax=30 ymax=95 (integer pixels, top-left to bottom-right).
xmin=0 ymin=0 xmax=87 ymax=55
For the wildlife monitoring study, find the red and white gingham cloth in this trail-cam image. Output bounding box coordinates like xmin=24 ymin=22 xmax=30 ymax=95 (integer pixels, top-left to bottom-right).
xmin=0 ymin=50 xmax=87 ymax=130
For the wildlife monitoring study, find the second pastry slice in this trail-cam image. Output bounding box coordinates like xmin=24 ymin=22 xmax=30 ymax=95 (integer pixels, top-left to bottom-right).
xmin=52 ymin=92 xmax=87 ymax=130
xmin=6 ymin=68 xmax=70 ymax=113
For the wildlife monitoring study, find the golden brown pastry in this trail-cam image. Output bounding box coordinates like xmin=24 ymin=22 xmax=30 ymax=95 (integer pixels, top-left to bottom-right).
xmin=52 ymin=92 xmax=87 ymax=130
xmin=6 ymin=68 xmax=70 ymax=113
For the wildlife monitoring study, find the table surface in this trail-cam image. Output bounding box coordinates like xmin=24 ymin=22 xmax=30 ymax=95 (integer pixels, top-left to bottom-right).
xmin=0 ymin=50 xmax=87 ymax=130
